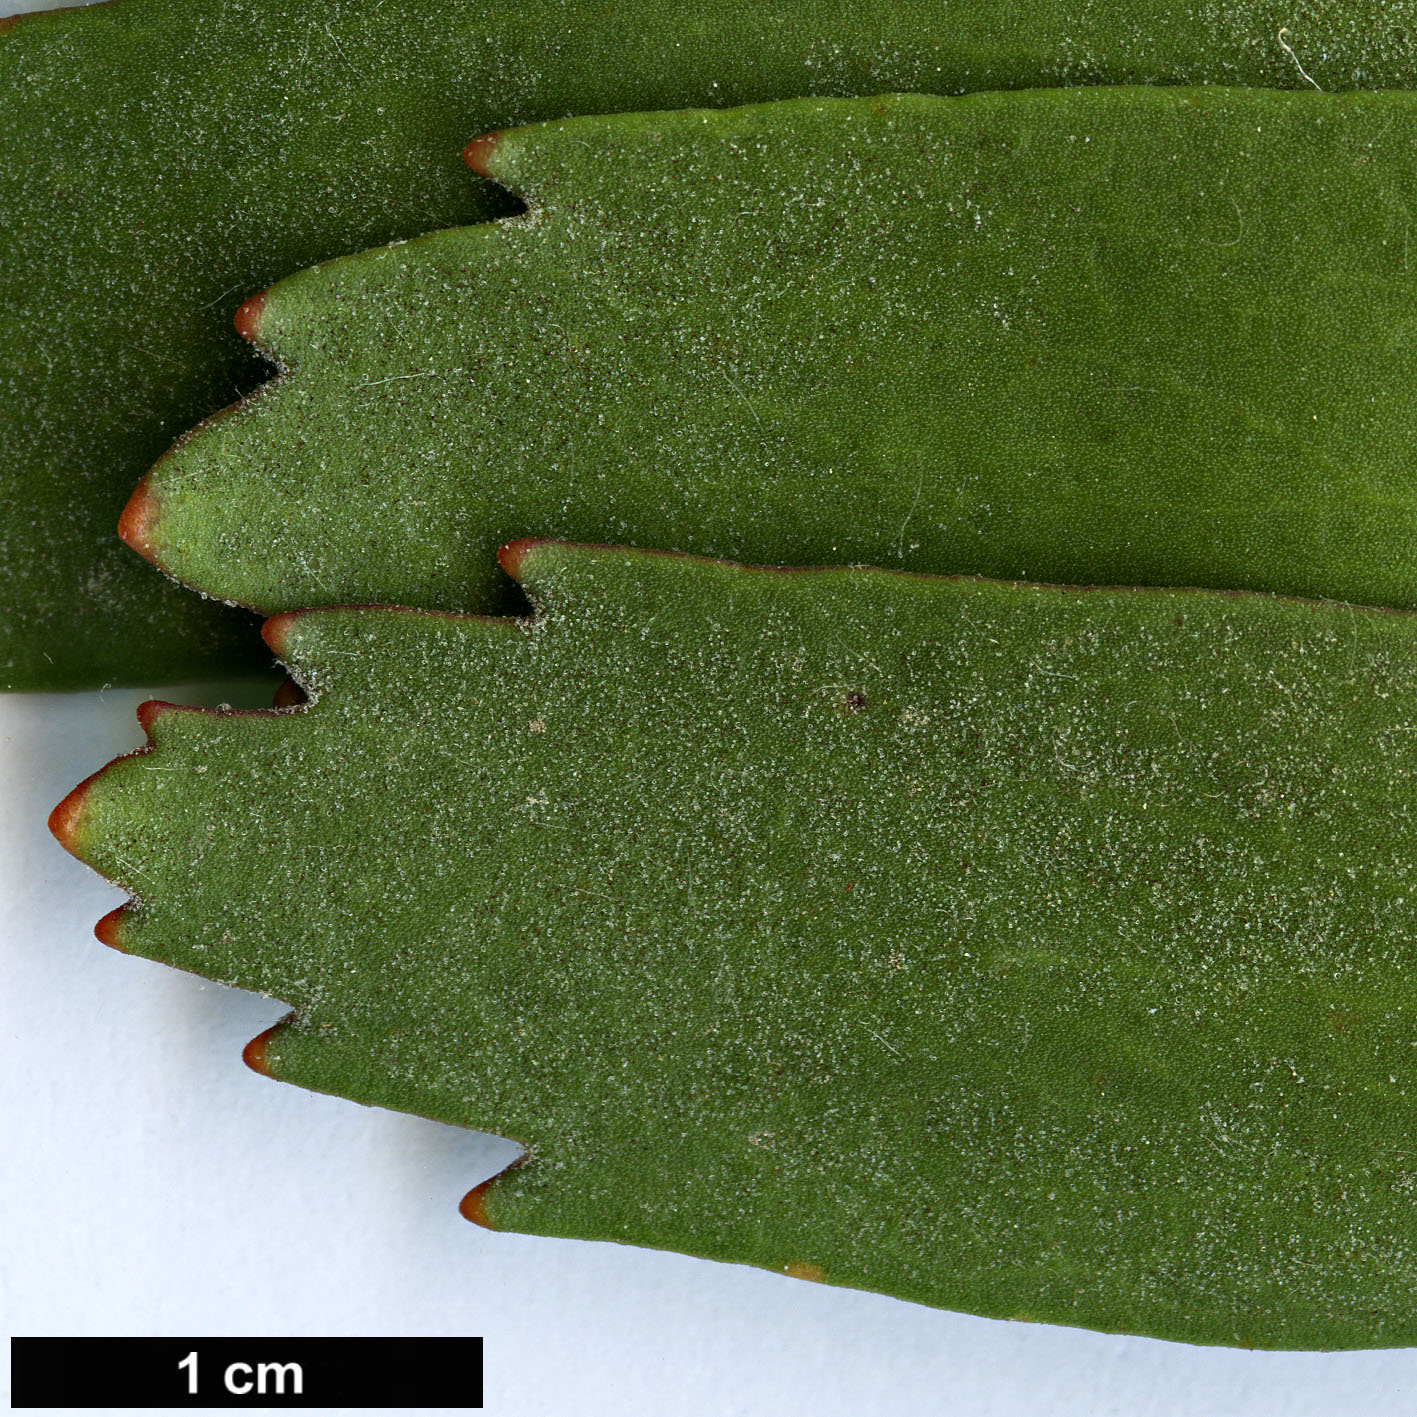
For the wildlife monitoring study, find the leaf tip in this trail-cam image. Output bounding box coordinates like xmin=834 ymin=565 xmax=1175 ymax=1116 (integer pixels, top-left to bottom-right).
xmin=233 ymin=289 xmax=267 ymax=345
xmin=117 ymin=470 xmax=160 ymax=566
xmin=462 ymin=129 xmax=504 ymax=179
xmin=93 ymin=906 xmax=132 ymax=953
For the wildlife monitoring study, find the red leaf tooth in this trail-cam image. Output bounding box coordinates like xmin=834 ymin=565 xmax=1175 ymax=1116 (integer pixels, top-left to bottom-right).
xmin=117 ymin=470 xmax=159 ymax=566
xmin=233 ymin=289 xmax=266 ymax=344
xmin=458 ymin=1155 xmax=526 ymax=1230
xmin=49 ymin=699 xmax=183 ymax=861
xmin=496 ymin=537 xmax=547 ymax=582
xmin=462 ymin=130 xmax=503 ymax=178
xmin=139 ymin=696 xmax=282 ymax=735
xmin=94 ymin=905 xmax=132 ymax=953
xmin=135 ymin=698 xmax=185 ymax=736
xmin=262 ymin=610 xmax=305 ymax=660
xmin=457 ymin=1178 xmax=498 ymax=1230
xmin=48 ymin=770 xmax=102 ymax=858
xmin=242 ymin=1024 xmax=279 ymax=1077
xmin=123 ymin=381 xmax=275 ymax=570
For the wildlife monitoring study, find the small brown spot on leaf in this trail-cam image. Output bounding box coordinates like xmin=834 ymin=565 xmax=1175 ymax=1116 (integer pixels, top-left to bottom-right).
xmin=785 ymin=1261 xmax=826 ymax=1283
xmin=1329 ymin=1008 xmax=1363 ymax=1036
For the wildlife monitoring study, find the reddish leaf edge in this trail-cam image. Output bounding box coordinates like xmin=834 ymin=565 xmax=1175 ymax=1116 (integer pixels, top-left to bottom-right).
xmin=93 ymin=905 xmax=131 ymax=953
xmin=0 ymin=0 xmax=120 ymax=36
xmin=52 ymin=538 xmax=1417 ymax=1247
xmin=118 ymin=397 xmax=282 ymax=576
xmin=120 ymin=130 xmax=516 ymax=592
xmin=242 ymin=1013 xmax=529 ymax=1229
xmin=63 ymin=533 xmax=1417 ymax=884
xmin=48 ymin=695 xmax=306 ymax=871
xmin=48 ymin=763 xmax=117 ymax=863
xmin=118 ymin=287 xmax=286 ymax=572
xmin=241 ymin=1023 xmax=280 ymax=1077
xmin=116 ymin=470 xmax=159 ymax=566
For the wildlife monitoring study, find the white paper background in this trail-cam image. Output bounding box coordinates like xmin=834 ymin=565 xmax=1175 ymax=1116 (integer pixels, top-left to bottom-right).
xmin=2 ymin=2 xmax=1414 ymax=1412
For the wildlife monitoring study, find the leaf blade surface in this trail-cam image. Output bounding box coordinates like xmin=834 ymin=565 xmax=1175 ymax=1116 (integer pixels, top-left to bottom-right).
xmin=141 ymin=89 xmax=1417 ymax=617
xmin=56 ymin=542 xmax=1417 ymax=1349
xmin=9 ymin=0 xmax=1417 ymax=687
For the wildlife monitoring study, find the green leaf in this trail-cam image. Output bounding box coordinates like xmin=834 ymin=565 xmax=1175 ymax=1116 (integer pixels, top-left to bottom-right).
xmin=53 ymin=541 xmax=1417 ymax=1349
xmin=135 ymin=88 xmax=1417 ymax=620
xmin=7 ymin=2 xmax=1417 ymax=689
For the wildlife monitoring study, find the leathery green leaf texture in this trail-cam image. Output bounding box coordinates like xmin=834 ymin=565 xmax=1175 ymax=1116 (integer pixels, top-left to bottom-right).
xmin=55 ymin=543 xmax=1417 ymax=1349
xmin=6 ymin=1 xmax=1417 ymax=689
xmin=142 ymin=88 xmax=1417 ymax=620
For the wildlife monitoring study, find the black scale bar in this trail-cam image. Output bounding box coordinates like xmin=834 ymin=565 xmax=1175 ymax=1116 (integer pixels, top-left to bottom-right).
xmin=10 ymin=1337 xmax=483 ymax=1409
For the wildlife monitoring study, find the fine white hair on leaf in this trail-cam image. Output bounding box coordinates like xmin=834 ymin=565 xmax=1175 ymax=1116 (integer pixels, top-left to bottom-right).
xmin=1277 ymin=28 xmax=1323 ymax=92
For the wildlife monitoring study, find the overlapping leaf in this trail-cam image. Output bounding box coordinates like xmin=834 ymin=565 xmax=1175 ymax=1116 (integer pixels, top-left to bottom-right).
xmin=131 ymin=89 xmax=1417 ymax=620
xmin=53 ymin=542 xmax=1417 ymax=1349
xmin=7 ymin=0 xmax=1417 ymax=687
